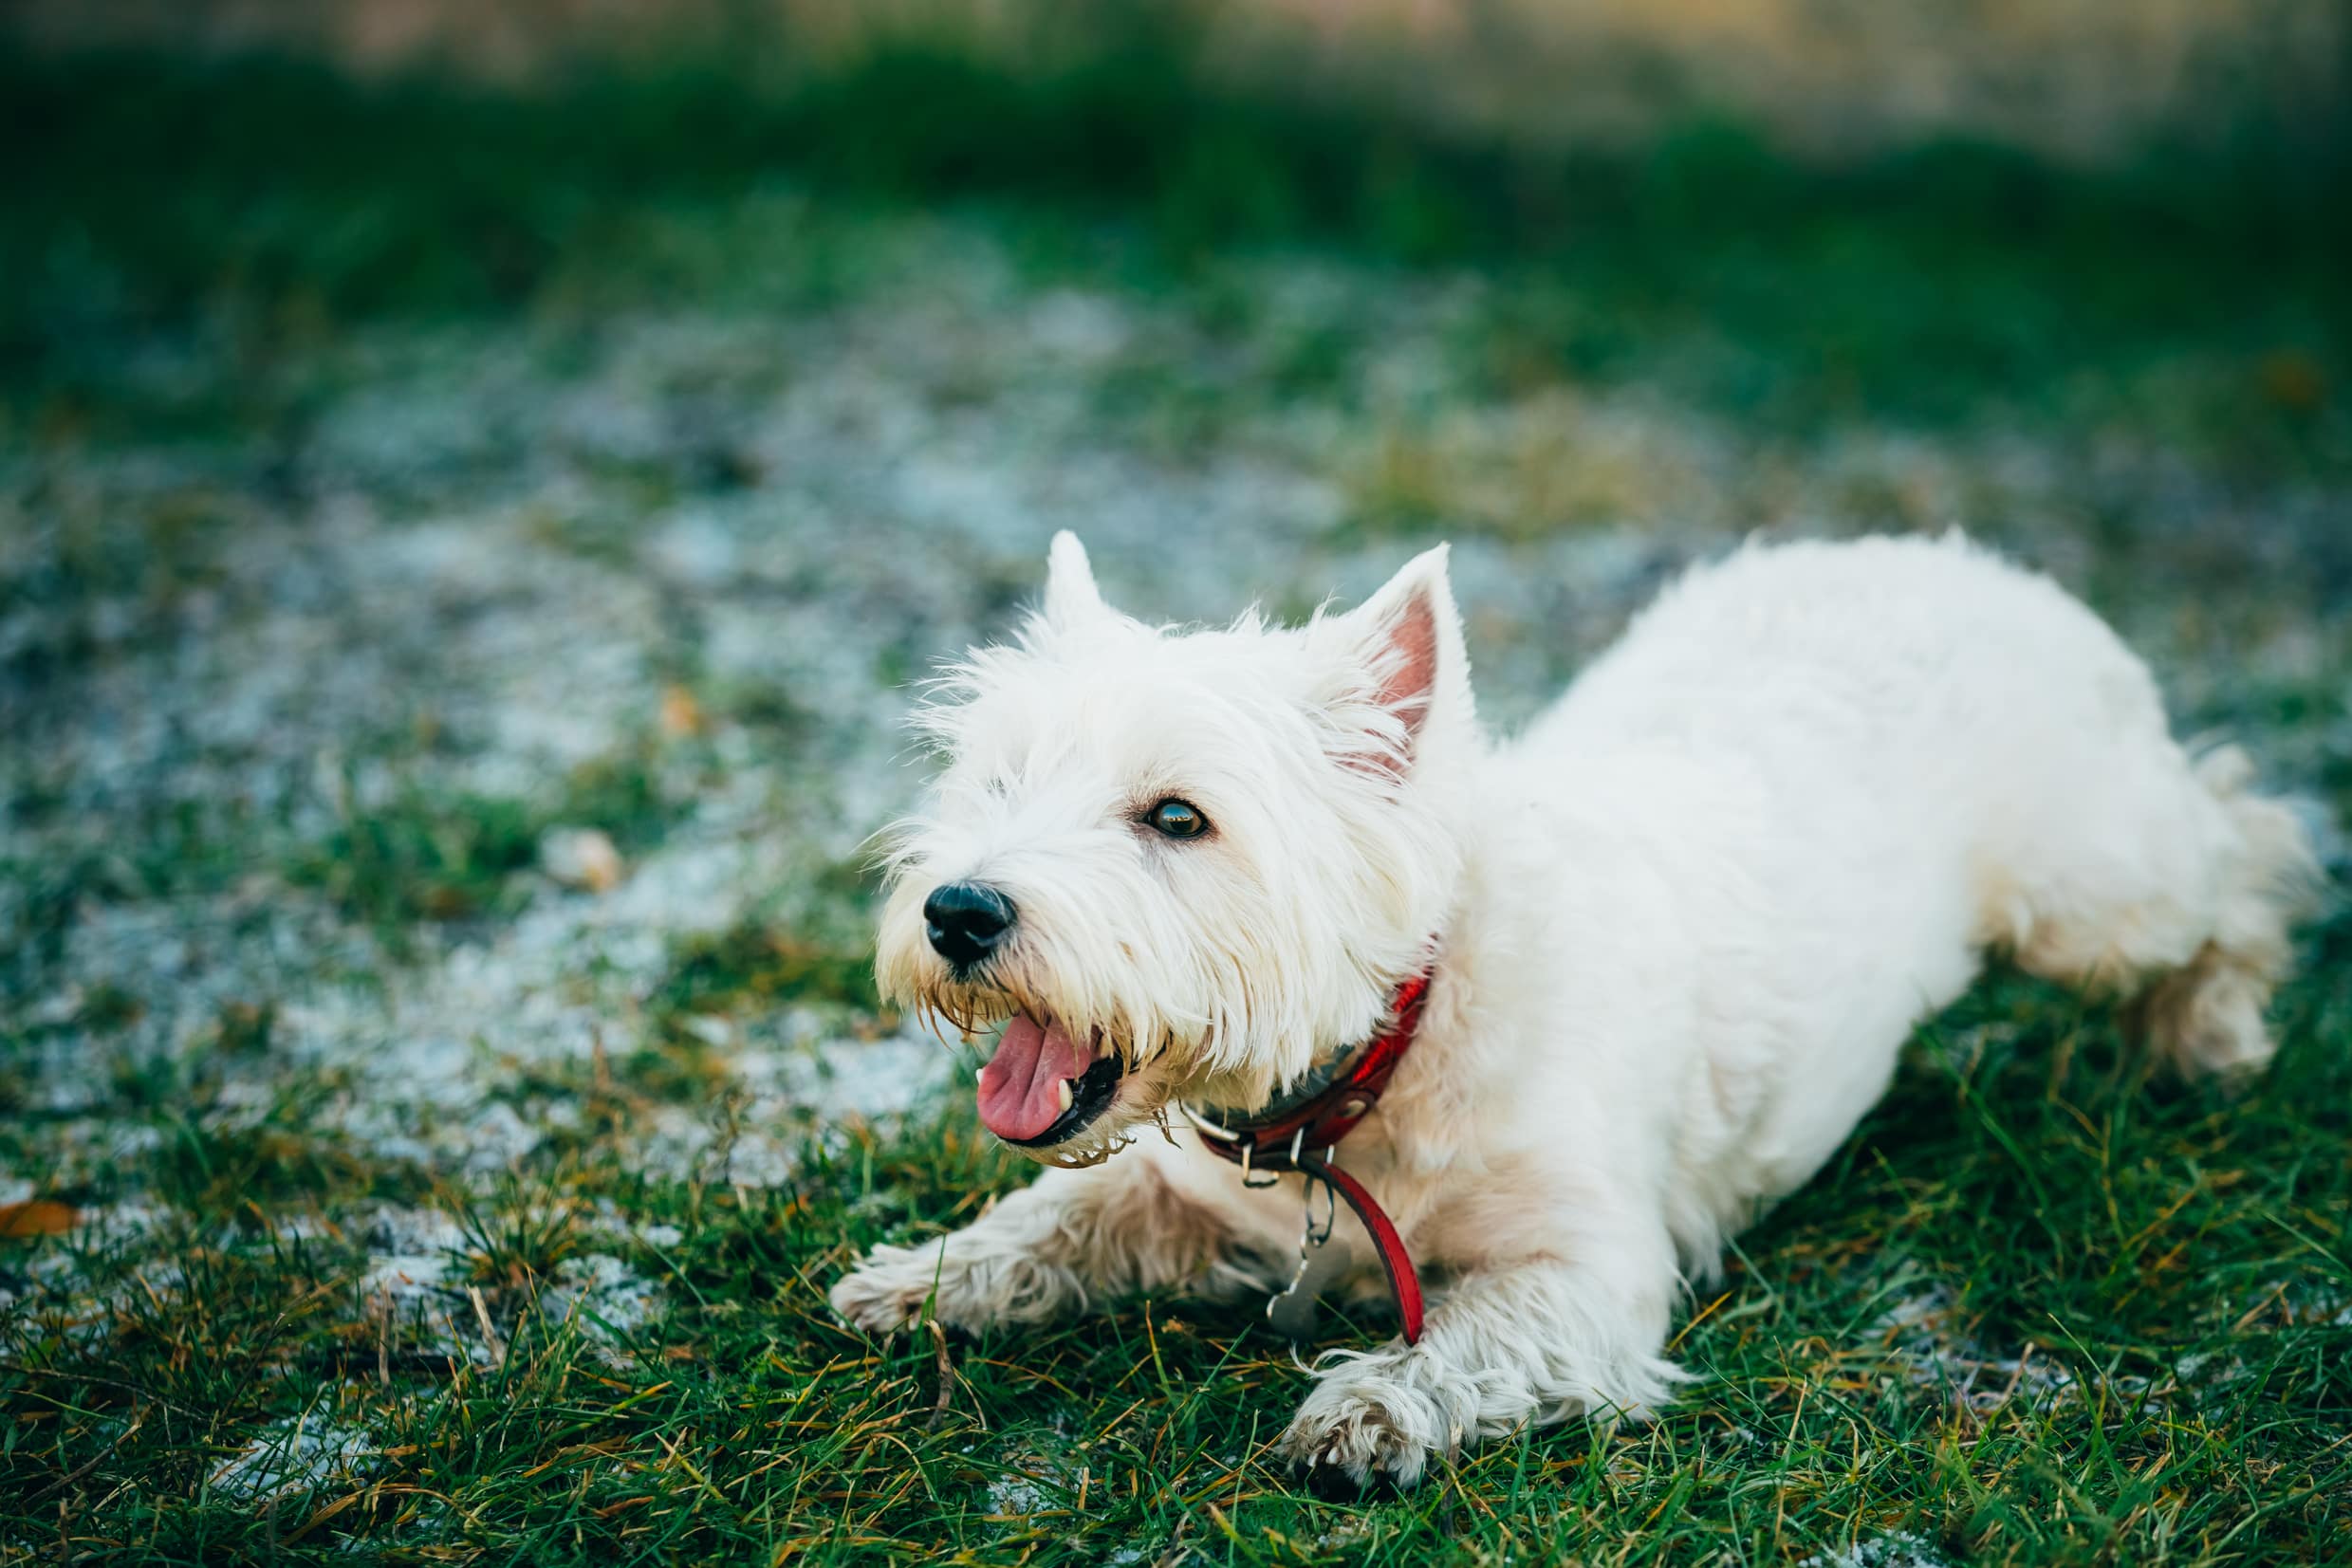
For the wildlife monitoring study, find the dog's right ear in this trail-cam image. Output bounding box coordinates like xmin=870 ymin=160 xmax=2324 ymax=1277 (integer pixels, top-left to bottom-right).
xmin=1044 ymin=530 xmax=1112 ymax=627
xmin=1325 ymin=544 xmax=1473 ymax=781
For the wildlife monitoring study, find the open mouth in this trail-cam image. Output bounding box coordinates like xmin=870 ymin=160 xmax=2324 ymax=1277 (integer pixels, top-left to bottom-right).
xmin=976 ymin=1013 xmax=1126 ymax=1148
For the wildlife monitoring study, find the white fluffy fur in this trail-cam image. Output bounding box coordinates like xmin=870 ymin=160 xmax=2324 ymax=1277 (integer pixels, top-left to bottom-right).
xmin=833 ymin=530 xmax=2324 ymax=1486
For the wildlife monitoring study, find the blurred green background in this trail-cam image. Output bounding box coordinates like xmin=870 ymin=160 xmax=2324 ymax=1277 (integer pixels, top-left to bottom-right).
xmin=7 ymin=0 xmax=2349 ymax=432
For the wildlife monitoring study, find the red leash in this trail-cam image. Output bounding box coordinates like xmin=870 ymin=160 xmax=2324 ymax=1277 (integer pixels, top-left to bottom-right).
xmin=1187 ymin=972 xmax=1432 ymax=1343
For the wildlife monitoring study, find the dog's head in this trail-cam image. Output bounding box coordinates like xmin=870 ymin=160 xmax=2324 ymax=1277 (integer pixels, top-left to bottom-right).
xmin=875 ymin=534 xmax=1473 ymax=1164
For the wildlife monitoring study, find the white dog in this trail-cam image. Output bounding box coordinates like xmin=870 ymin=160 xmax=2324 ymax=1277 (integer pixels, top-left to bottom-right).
xmin=831 ymin=530 xmax=2320 ymax=1485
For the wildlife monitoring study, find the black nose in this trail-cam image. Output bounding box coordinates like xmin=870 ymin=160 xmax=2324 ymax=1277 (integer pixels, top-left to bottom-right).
xmin=923 ymin=881 xmax=1016 ymax=969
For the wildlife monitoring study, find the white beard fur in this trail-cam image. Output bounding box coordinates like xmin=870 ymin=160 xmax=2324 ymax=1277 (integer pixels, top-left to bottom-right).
xmin=832 ymin=529 xmax=2324 ymax=1487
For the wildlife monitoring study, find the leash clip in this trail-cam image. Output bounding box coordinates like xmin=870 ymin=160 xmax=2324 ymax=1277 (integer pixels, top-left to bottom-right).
xmin=1303 ymin=1161 xmax=1338 ymax=1246
xmin=1267 ymin=1162 xmax=1343 ymax=1338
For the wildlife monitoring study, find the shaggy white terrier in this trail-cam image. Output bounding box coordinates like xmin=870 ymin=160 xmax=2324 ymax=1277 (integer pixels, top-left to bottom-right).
xmin=831 ymin=530 xmax=2321 ymax=1486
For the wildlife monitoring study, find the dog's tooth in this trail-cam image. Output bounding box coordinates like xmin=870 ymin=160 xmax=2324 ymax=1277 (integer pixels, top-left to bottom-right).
xmin=1057 ymin=1079 xmax=1074 ymax=1113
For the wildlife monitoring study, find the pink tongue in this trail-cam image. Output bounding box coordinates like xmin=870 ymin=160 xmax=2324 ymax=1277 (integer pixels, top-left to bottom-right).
xmin=977 ymin=1014 xmax=1094 ymax=1141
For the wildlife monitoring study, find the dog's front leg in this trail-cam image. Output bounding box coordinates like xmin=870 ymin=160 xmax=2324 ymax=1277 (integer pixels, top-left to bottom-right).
xmin=830 ymin=1141 xmax=1273 ymax=1336
xmin=1273 ymin=1257 xmax=1688 ymax=1487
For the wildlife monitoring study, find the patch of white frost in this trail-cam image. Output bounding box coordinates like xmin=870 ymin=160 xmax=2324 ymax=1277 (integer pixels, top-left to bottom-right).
xmin=209 ymin=1412 xmax=376 ymax=1503
xmin=1799 ymin=1532 xmax=1953 ymax=1568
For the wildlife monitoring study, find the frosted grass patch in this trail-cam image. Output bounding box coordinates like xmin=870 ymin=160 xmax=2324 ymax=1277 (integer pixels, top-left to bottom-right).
xmin=209 ymin=1412 xmax=377 ymax=1503
xmin=1799 ymin=1532 xmax=1954 ymax=1568
xmin=541 ymin=1253 xmax=664 ymax=1346
xmin=1870 ymin=1286 xmax=2162 ymax=1416
xmin=624 ymin=1031 xmax=956 ymax=1186
xmin=359 ymin=1206 xmax=484 ymax=1365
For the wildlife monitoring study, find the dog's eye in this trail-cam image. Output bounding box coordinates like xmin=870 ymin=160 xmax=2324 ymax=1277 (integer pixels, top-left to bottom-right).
xmin=1145 ymin=798 xmax=1209 ymax=839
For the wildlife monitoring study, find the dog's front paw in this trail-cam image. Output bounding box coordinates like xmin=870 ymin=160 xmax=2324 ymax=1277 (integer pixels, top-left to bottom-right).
xmin=1274 ymin=1365 xmax=1451 ymax=1489
xmin=828 ymin=1242 xmax=951 ymax=1335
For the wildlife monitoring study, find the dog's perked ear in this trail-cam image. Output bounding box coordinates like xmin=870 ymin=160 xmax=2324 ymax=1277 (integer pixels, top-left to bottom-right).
xmin=1043 ymin=530 xmax=1112 ymax=626
xmin=1326 ymin=544 xmax=1473 ymax=779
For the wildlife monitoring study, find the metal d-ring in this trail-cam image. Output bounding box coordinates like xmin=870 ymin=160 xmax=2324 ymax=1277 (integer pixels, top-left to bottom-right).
xmin=1303 ymin=1165 xmax=1337 ymax=1247
xmin=1242 ymin=1126 xmax=1308 ymax=1190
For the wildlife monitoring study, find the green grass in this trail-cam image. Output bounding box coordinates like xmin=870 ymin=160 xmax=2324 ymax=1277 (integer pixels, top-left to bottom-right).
xmin=275 ymin=739 xmax=685 ymax=945
xmin=647 ymin=911 xmax=881 ymax=1027
xmin=4 ymin=956 xmax=2347 ymax=1564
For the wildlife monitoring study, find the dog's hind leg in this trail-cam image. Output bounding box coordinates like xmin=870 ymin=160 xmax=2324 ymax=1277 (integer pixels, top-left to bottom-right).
xmin=1980 ymin=740 xmax=2322 ymax=1077
xmin=2129 ymin=748 xmax=2324 ymax=1074
xmin=829 ymin=1139 xmax=1288 ymax=1336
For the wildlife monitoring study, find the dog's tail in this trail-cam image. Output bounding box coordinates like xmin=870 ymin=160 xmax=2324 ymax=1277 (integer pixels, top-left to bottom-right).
xmin=2136 ymin=747 xmax=2327 ymax=1076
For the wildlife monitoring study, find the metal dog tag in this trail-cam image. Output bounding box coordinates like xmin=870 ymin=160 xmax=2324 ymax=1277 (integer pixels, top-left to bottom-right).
xmin=1267 ymin=1175 xmax=1345 ymax=1339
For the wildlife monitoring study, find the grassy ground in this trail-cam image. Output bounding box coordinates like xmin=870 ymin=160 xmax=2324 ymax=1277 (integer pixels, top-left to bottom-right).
xmin=3 ymin=34 xmax=2349 ymax=1567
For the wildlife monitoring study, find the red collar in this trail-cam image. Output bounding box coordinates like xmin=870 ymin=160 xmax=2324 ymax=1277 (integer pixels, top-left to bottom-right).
xmin=1185 ymin=970 xmax=1432 ymax=1343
